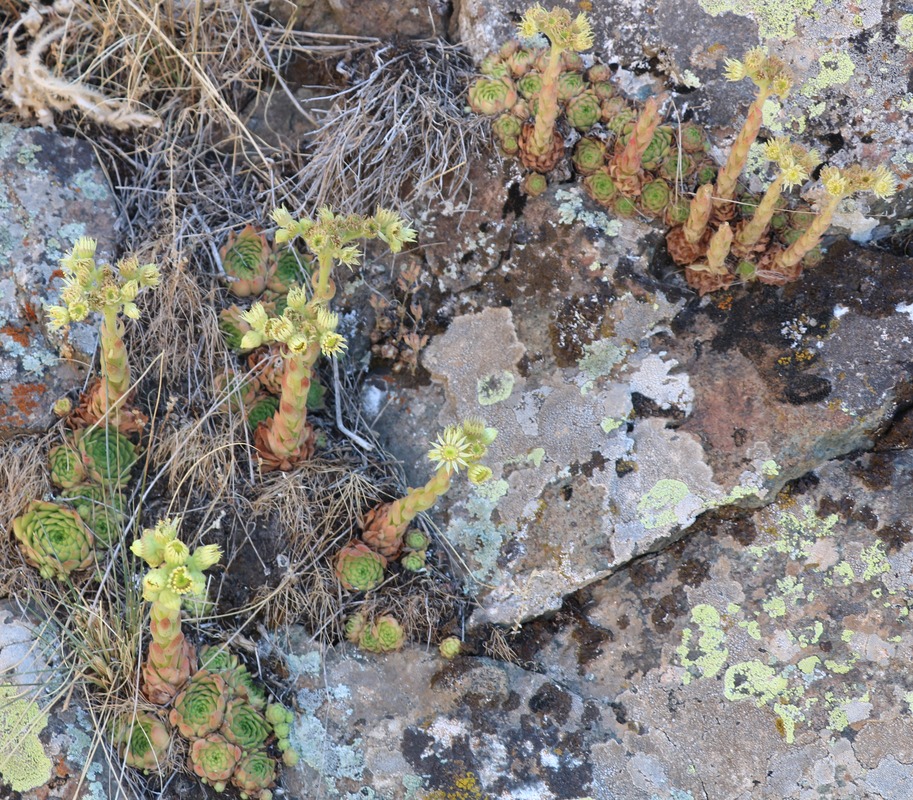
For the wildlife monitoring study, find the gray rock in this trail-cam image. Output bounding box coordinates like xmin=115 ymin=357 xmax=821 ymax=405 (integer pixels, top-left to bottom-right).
xmin=0 ymin=123 xmax=119 ymax=439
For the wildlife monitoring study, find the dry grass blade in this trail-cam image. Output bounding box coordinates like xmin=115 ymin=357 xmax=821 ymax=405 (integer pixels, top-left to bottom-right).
xmin=286 ymin=38 xmax=487 ymax=215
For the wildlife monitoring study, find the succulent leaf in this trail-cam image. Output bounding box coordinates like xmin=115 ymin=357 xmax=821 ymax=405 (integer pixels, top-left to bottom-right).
xmin=49 ymin=444 xmax=86 ymax=489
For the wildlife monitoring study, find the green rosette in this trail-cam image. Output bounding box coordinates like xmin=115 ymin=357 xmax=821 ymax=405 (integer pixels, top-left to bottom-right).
xmin=556 ymin=70 xmax=584 ymax=101
xmin=221 ymin=698 xmax=269 ymax=752
xmin=640 ymin=179 xmax=672 ymax=217
xmin=358 ymin=615 xmax=405 ymax=654
xmin=517 ymin=72 xmax=543 ymax=101
xmin=583 ymin=168 xmax=616 ymax=207
xmin=199 ymin=644 xmax=240 ymax=673
xmin=190 ymin=734 xmax=241 ymax=791
xmin=335 ymin=542 xmax=386 ymax=592
xmin=640 ymin=126 xmax=673 ymax=171
xmin=231 ymin=751 xmax=277 ymax=798
xmin=12 ymin=500 xmax=95 ymax=580
xmin=76 ymin=427 xmax=138 ymax=488
xmin=49 ymin=444 xmax=86 ymax=489
xmin=246 ymin=394 xmax=279 ymax=433
xmin=112 ymin=711 xmax=171 ymax=772
xmin=565 ymin=91 xmax=601 ymax=131
xmin=267 ymin=246 xmax=310 ymax=294
xmin=572 ymin=137 xmax=606 ymax=176
xmin=224 ymin=665 xmax=267 ymax=710
xmin=468 ymin=77 xmax=518 ymax=115
xmin=678 ymin=121 xmax=710 ymax=154
xmin=438 ymin=636 xmax=462 ymax=659
xmin=221 ymin=225 xmax=269 ymax=298
xmin=169 ymin=671 xmax=228 ymax=739
xmin=62 ymin=483 xmax=125 ymax=548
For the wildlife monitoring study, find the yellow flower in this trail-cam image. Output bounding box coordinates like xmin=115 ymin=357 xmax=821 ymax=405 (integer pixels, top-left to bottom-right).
xmin=427 ymin=425 xmax=473 ymax=473
xmin=46 ymin=305 xmax=70 ymax=329
xmin=779 ymin=157 xmax=808 ymax=189
xmin=164 ymin=539 xmax=190 ymax=566
xmin=870 ymin=165 xmax=897 ymax=199
xmin=190 ymin=544 xmax=222 ymax=571
xmin=468 ymin=464 xmax=493 ymax=485
xmin=722 ymin=58 xmax=746 ymax=82
xmin=240 ymin=303 xmax=269 ymax=332
xmin=820 ymin=166 xmax=848 ymax=197
xmin=319 ymin=331 xmax=347 ymax=357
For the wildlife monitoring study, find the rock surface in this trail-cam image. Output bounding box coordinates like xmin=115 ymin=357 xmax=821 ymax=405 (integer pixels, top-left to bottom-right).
xmin=0 ymin=601 xmax=111 ymax=799
xmin=269 ymin=0 xmax=448 ymax=38
xmin=0 ymin=123 xmax=119 ymax=439
xmin=368 ymin=169 xmax=913 ymax=627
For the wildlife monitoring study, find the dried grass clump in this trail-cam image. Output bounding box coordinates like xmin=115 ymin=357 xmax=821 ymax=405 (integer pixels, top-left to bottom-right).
xmin=287 ymin=39 xmax=488 ymax=214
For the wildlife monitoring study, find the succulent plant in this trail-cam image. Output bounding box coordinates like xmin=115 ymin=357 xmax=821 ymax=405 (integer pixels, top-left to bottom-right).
xmin=12 ymin=500 xmax=95 ymax=580
xmin=640 ymin=179 xmax=672 ymax=216
xmin=219 ymin=305 xmax=255 ymax=353
xmin=62 ymin=483 xmax=125 ymax=548
xmin=76 ymin=426 xmax=138 ymax=488
xmin=190 ymin=734 xmax=242 ymax=791
xmin=480 ymin=54 xmax=509 ymax=78
xmin=170 ymin=671 xmax=229 ymax=739
xmin=357 ymin=615 xmax=405 ymax=654
xmin=49 ymin=444 xmax=86 ymax=489
xmin=112 ymin=712 xmax=171 ymax=772
xmin=404 ymin=530 xmax=429 ymax=551
xmin=605 ymin=108 xmax=636 ymax=136
xmin=224 ymin=665 xmax=268 ymax=710
xmin=565 ymin=90 xmax=600 ymax=131
xmin=492 ymin=113 xmax=523 ymax=144
xmin=468 ymin=77 xmax=518 ymax=115
xmin=401 ymin=550 xmax=427 ymax=572
xmin=232 ymin=751 xmax=277 ymax=799
xmin=344 ymin=613 xmax=368 ymax=644
xmin=214 ymin=370 xmax=259 ymax=414
xmin=523 ymin=173 xmax=548 ymax=197
xmin=439 ymin=636 xmax=462 ymax=659
xmin=267 ymin=246 xmax=310 ymax=294
xmin=335 ymin=542 xmax=387 ymax=591
xmin=665 ymin=197 xmax=691 ymax=227
xmin=572 ymin=137 xmax=606 ymax=176
xmin=694 ymin=161 xmax=718 ymax=186
xmin=583 ymin=168 xmax=617 ymax=206
xmin=556 ymin=70 xmax=584 ymax=101
xmin=658 ymin=151 xmax=694 ymax=183
xmin=221 ymin=698 xmax=269 ymax=752
xmin=613 ymin=194 xmax=638 ymax=218
xmin=246 ymin=394 xmax=280 ymax=433
xmin=640 ymin=126 xmax=673 ymax=171
xmin=516 ymin=71 xmax=543 ymax=101
xmin=678 ymin=122 xmax=709 ymax=154
xmin=506 ymin=48 xmax=537 ymax=76
xmin=221 ymin=225 xmax=270 ymax=298
xmin=199 ymin=644 xmax=240 ymax=674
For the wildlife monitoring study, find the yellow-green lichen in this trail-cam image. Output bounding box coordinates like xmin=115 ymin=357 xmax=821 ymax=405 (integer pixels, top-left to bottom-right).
xmin=797 ymin=655 xmax=820 ymax=675
xmin=833 ymin=561 xmax=855 ymax=585
xmin=526 ymin=447 xmax=545 ymax=467
xmin=724 ymin=661 xmax=788 ymax=707
xmin=637 ymin=479 xmax=693 ymax=530
xmin=739 ymin=619 xmax=763 ymax=640
xmin=0 ymin=685 xmax=52 ymax=792
xmin=696 ymin=0 xmax=816 ymax=39
xmin=861 ymin=542 xmax=890 ymax=582
xmin=801 ymin=53 xmax=856 ymax=97
xmin=749 ymin=505 xmax=838 ymax=560
xmin=600 ymin=417 xmax=622 ymax=434
xmin=677 ymin=604 xmax=729 ymax=684
xmin=896 ymin=14 xmax=913 ymax=51
xmin=477 ymin=371 xmax=515 ymax=406
xmin=763 ymin=597 xmax=787 ymax=618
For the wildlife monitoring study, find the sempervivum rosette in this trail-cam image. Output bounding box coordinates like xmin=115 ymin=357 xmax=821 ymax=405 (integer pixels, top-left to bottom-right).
xmin=357 ymin=615 xmax=405 ymax=654
xmin=12 ymin=500 xmax=95 ymax=580
xmin=334 ymin=541 xmax=386 ymax=592
xmin=232 ymin=750 xmax=277 ymax=799
xmin=199 ymin=644 xmax=240 ymax=674
xmin=169 ymin=671 xmax=228 ymax=739
xmin=112 ymin=712 xmax=171 ymax=772
xmin=48 ymin=444 xmax=86 ymax=489
xmin=221 ymin=699 xmax=269 ymax=752
xmin=75 ymin=426 xmax=138 ymax=487
xmin=224 ymin=666 xmax=267 ymax=710
xmin=190 ymin=734 xmax=242 ymax=792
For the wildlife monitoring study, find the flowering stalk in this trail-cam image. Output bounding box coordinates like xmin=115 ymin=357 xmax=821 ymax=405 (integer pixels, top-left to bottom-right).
xmin=774 ymin=165 xmax=897 ymax=271
xmin=240 ymin=290 xmax=346 ymax=471
xmin=714 ymin=49 xmax=793 ymax=209
xmin=517 ymin=4 xmax=594 ymax=156
xmin=131 ymin=518 xmax=222 ymax=704
xmin=609 ymin=97 xmax=660 ymax=191
xmin=46 ymin=238 xmax=159 ymax=428
xmin=684 ymin=184 xmax=714 ymax=245
xmin=361 ymin=420 xmax=496 ymax=556
xmin=737 ymin=138 xmax=820 ymax=248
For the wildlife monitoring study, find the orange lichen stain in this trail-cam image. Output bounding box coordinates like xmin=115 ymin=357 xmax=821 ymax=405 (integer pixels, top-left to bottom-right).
xmin=20 ymin=300 xmax=39 ymax=324
xmin=50 ymin=269 xmax=65 ymax=281
xmin=11 ymin=383 xmax=46 ymax=416
xmin=715 ymin=294 xmax=733 ymax=311
xmin=0 ymin=324 xmax=30 ymax=346
xmin=774 ymin=715 xmax=787 ymax=738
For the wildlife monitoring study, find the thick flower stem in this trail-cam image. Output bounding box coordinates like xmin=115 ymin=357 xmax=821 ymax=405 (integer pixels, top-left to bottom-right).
xmin=88 ymin=309 xmax=131 ymax=419
xmin=383 ymin=468 xmax=453 ymax=534
xmin=143 ymin=598 xmax=194 ymax=704
xmin=775 ymin=196 xmax=839 ymax=270
xmin=714 ymin=92 xmax=769 ymax=206
xmin=264 ymin=344 xmax=320 ymax=460
xmin=611 ymin=97 xmax=660 ymax=180
xmin=531 ymin=47 xmax=564 ymax=156
xmin=313 ymin=250 xmax=336 ymax=304
xmin=684 ymin=184 xmax=714 ymax=244
xmin=738 ymin=174 xmax=784 ymax=247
